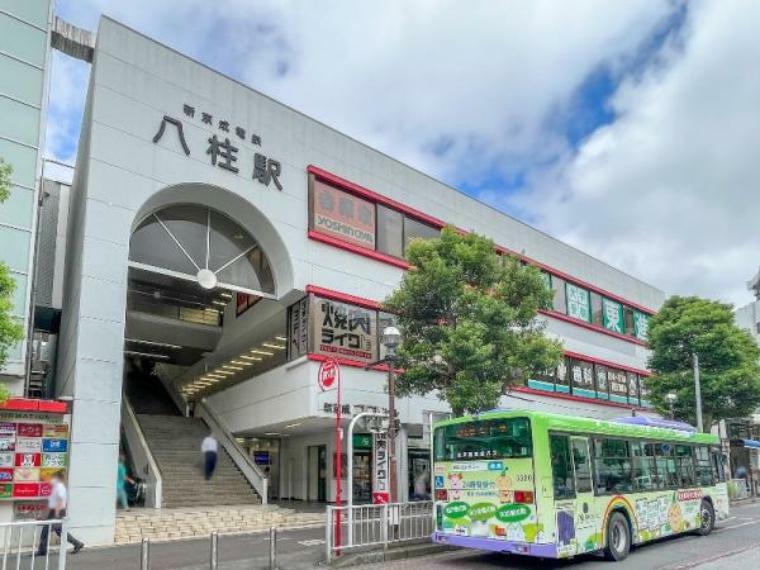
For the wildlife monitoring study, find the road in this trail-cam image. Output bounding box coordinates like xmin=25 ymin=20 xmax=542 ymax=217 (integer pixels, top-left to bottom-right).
xmin=364 ymin=501 xmax=760 ymax=570
xmin=34 ymin=501 xmax=760 ymax=569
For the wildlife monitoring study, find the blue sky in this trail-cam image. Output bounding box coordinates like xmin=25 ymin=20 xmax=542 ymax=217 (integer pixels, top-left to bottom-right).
xmin=45 ymin=1 xmax=760 ymax=307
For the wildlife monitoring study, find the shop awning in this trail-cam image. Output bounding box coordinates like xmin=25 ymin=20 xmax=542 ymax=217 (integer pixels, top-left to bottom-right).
xmin=734 ymin=438 xmax=760 ymax=450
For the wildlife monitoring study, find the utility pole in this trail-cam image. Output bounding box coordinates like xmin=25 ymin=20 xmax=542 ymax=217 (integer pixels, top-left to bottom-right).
xmin=693 ymin=352 xmax=704 ymax=432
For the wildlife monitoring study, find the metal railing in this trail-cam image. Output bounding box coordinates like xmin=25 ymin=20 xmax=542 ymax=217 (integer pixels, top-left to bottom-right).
xmin=325 ymin=501 xmax=434 ymax=563
xmin=0 ymin=519 xmax=67 ymax=570
xmin=122 ymin=397 xmax=163 ymax=508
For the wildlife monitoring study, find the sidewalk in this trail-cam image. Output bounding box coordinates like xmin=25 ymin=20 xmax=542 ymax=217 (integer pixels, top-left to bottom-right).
xmin=55 ymin=525 xmax=327 ymax=570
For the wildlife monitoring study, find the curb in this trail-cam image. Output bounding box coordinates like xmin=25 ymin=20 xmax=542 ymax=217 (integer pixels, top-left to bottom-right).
xmin=330 ymin=542 xmax=456 ymax=568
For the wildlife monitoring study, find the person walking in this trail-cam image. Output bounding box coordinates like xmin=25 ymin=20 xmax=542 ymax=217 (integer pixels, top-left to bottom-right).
xmin=116 ymin=454 xmax=135 ymax=510
xmin=36 ymin=471 xmax=84 ymax=556
xmin=201 ymin=432 xmax=219 ymax=481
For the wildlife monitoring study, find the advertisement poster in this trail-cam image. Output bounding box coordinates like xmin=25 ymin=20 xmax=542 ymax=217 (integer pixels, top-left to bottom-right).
xmin=312 ymin=179 xmax=376 ymax=249
xmin=0 ymin=416 xmax=69 ymax=502
xmin=602 ymin=298 xmax=624 ymax=334
xmin=312 ymin=297 xmax=377 ymax=363
xmin=372 ymin=432 xmax=389 ymax=504
xmin=566 ymin=284 xmax=591 ymax=322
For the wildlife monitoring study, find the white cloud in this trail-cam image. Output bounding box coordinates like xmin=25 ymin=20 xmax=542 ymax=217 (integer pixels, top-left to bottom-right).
xmin=511 ymin=0 xmax=760 ymax=307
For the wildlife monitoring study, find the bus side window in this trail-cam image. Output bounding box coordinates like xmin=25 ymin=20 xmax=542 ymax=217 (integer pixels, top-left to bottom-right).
xmin=654 ymin=443 xmax=679 ymax=488
xmin=550 ymin=434 xmax=575 ymax=500
xmin=570 ymin=437 xmax=592 ymax=493
xmin=593 ymin=438 xmax=633 ymax=495
xmin=710 ymin=448 xmax=726 ymax=483
xmin=694 ymin=446 xmax=713 ymax=486
xmin=675 ymin=444 xmax=697 ymax=487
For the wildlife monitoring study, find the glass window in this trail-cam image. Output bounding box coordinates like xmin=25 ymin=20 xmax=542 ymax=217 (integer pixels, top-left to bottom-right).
xmin=595 ymin=364 xmax=609 ymax=398
xmin=710 ymin=448 xmax=726 ymax=483
xmin=376 ymin=205 xmax=403 ymax=257
xmin=551 ymin=276 xmax=566 ymax=313
xmin=639 ymin=376 xmax=651 ymax=403
xmin=626 ymin=372 xmax=640 ymax=405
xmin=0 ymin=96 xmax=40 ymax=147
xmin=0 ymin=185 xmax=34 ymax=228
xmin=550 ymin=434 xmax=575 ymax=499
xmin=609 ymin=368 xmax=629 ymax=399
xmin=0 ymin=16 xmax=47 ymax=67
xmin=540 ymin=271 xmax=552 ymax=292
xmin=593 ymin=438 xmax=633 ymax=494
xmin=0 ymin=138 xmax=38 ymax=188
xmin=632 ymin=442 xmax=658 ymax=491
xmin=0 ymin=57 xmax=43 ymax=108
xmin=590 ymin=292 xmax=603 ymax=326
xmin=0 ymin=226 xmax=30 ymax=272
xmin=654 ymin=443 xmax=679 ymax=488
xmin=555 ymin=358 xmax=570 ymax=392
xmin=602 ymin=298 xmax=625 ymax=334
xmin=434 ymin=418 xmax=532 ymax=461
xmin=311 ymin=177 xmax=376 ymax=249
xmin=571 ymin=438 xmax=592 ymax=493
xmin=694 ymin=446 xmax=713 ymax=487
xmin=403 ymin=216 xmax=440 ymax=254
xmin=565 ymin=283 xmax=591 ymax=322
xmin=675 ymin=445 xmax=696 ymax=487
xmin=9 ymin=272 xmax=27 ymax=316
xmin=570 ymin=359 xmax=594 ymax=394
xmin=623 ymin=307 xmax=636 ymax=336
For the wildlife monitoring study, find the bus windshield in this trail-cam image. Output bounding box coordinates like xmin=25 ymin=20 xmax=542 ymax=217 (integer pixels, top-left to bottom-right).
xmin=434 ymin=417 xmax=532 ymax=461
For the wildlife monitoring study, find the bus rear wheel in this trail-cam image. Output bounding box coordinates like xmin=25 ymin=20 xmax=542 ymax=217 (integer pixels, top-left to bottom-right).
xmin=604 ymin=512 xmax=631 ymax=562
xmin=696 ymin=499 xmax=715 ymax=536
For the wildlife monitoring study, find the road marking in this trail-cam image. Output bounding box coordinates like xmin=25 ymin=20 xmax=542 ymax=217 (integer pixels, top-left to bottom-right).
xmin=714 ymin=519 xmax=760 ymax=532
xmin=298 ymin=539 xmax=325 ymax=546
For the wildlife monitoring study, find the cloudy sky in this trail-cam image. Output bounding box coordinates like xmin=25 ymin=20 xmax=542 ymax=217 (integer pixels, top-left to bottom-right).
xmin=47 ymin=0 xmax=760 ymax=307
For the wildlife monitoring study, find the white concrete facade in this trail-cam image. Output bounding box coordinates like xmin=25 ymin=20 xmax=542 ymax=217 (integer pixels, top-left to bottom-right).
xmin=57 ymin=17 xmax=665 ymax=543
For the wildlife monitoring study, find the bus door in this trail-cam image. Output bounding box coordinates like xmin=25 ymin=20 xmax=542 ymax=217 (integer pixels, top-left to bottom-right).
xmin=569 ymin=436 xmax=596 ymax=550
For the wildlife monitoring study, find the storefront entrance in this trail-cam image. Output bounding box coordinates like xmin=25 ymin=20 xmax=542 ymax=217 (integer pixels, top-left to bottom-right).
xmin=408 ymin=449 xmax=431 ymax=500
xmin=307 ymin=445 xmax=327 ymax=502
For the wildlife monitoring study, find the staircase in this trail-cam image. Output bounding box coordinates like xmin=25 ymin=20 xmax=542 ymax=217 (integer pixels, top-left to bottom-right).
xmin=114 ymin=505 xmax=325 ymax=544
xmin=136 ymin=414 xmax=260 ymax=508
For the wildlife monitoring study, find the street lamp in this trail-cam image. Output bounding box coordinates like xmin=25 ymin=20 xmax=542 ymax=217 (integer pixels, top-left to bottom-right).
xmin=382 ymin=326 xmax=401 ymax=503
xmin=665 ymin=392 xmax=678 ymax=420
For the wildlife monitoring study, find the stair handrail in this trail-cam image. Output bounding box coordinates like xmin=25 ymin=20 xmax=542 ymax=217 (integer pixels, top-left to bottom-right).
xmin=121 ymin=397 xmax=162 ymax=508
xmin=152 ymin=364 xmax=191 ymax=417
xmin=196 ymin=399 xmax=269 ymax=504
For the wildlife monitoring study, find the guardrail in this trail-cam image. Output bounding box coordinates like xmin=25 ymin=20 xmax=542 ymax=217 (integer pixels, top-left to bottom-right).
xmin=122 ymin=397 xmax=162 ymax=508
xmin=0 ymin=518 xmax=68 ymax=569
xmin=196 ymin=399 xmax=269 ymax=503
xmin=325 ymin=501 xmax=434 ymax=563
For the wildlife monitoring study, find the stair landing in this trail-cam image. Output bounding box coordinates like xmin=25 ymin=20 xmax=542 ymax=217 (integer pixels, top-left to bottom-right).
xmin=114 ymin=505 xmax=325 ymax=544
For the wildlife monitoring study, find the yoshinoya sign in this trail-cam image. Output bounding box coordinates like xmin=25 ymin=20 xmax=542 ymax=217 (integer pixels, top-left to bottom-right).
xmin=152 ymin=104 xmax=283 ymax=190
xmin=311 ymin=178 xmax=376 ymax=249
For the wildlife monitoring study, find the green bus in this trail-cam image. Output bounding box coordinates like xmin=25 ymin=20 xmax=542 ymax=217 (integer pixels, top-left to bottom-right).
xmin=431 ymin=410 xmax=728 ymax=561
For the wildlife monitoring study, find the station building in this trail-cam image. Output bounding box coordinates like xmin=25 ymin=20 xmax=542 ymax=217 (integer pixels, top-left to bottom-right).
xmin=4 ymin=14 xmax=667 ymax=543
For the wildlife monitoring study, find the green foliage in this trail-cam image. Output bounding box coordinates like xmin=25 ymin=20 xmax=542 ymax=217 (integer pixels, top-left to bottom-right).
xmin=646 ymin=296 xmax=760 ymax=431
xmin=0 ymin=158 xmax=24 ymax=401
xmin=384 ymin=227 xmax=563 ymax=416
xmin=0 ymin=159 xmax=11 ymax=202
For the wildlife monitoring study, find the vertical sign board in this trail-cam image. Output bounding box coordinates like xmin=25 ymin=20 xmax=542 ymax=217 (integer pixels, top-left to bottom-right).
xmin=287 ymin=296 xmax=309 ymax=361
xmin=372 ymin=432 xmax=390 ymax=504
xmin=0 ymin=412 xmax=69 ymax=504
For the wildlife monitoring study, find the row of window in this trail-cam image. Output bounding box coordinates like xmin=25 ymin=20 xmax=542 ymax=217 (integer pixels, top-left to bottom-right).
xmin=550 ymin=434 xmax=725 ymax=500
xmin=543 ymin=273 xmax=650 ymax=341
xmin=309 ymin=173 xmax=654 ymax=344
xmin=531 ymin=356 xmax=650 ymax=407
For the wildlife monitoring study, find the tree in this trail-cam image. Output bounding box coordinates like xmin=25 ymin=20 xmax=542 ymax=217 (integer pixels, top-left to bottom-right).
xmin=646 ymin=296 xmax=760 ymax=432
xmin=0 ymin=159 xmax=25 ymax=404
xmin=384 ymin=226 xmax=563 ymax=416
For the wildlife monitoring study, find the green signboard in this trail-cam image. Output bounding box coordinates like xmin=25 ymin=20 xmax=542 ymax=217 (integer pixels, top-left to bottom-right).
xmin=566 ymin=283 xmax=591 ymax=322
xmin=633 ymin=311 xmax=650 ymax=340
xmin=353 ymin=434 xmax=372 ymax=450
xmin=602 ymin=298 xmax=624 ymax=334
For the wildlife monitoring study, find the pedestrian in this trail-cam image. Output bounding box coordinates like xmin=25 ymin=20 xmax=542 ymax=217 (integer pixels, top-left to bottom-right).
xmin=36 ymin=470 xmax=84 ymax=556
xmin=116 ymin=454 xmax=135 ymax=510
xmin=201 ymin=432 xmax=219 ymax=481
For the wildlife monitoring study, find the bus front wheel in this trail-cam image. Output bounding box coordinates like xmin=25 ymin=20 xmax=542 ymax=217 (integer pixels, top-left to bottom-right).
xmin=604 ymin=512 xmax=631 ymax=562
xmin=696 ymin=499 xmax=715 ymax=536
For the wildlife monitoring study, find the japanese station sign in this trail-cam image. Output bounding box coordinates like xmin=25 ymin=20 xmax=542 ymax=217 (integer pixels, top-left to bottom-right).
xmin=152 ymin=104 xmax=283 ymax=191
